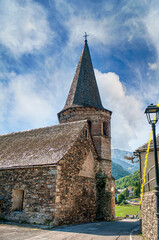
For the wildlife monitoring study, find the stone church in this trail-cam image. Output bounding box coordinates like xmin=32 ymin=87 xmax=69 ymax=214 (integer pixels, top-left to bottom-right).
xmin=0 ymin=39 xmax=115 ymax=226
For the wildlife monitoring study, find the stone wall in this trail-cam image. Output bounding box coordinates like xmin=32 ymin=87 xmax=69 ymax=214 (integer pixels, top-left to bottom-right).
xmin=0 ymin=199 xmax=3 ymax=216
xmin=0 ymin=120 xmax=115 ymax=226
xmin=58 ymin=108 xmax=111 ymax=155
xmin=141 ymin=191 xmax=157 ymax=240
xmin=58 ymin=106 xmax=111 ymax=124
xmin=58 ymin=107 xmax=110 ymax=152
xmin=58 ymin=106 xmax=111 ymax=165
xmin=54 ymin=126 xmax=98 ymax=225
xmin=99 ymin=159 xmax=111 ymax=179
xmin=96 ymin=172 xmax=115 ymax=220
xmin=58 ymin=107 xmax=115 ymax=222
xmin=111 ymin=177 xmax=116 ymax=219
xmin=54 ymin=124 xmax=115 ymax=225
xmin=0 ymin=166 xmax=57 ymax=225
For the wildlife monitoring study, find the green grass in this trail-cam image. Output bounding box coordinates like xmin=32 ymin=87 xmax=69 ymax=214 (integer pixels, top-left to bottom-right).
xmin=115 ymin=205 xmax=141 ymax=218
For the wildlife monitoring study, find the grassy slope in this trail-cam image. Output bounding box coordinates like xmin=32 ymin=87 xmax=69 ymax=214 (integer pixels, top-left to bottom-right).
xmin=111 ymin=161 xmax=130 ymax=180
xmin=115 ymin=205 xmax=140 ymax=218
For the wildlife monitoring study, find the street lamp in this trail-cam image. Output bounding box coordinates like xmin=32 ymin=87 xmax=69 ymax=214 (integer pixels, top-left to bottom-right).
xmin=145 ymin=104 xmax=159 ymax=240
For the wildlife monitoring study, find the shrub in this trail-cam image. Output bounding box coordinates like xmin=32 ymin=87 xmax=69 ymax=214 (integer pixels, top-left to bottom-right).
xmin=122 ymin=188 xmax=129 ymax=198
xmin=121 ymin=199 xmax=125 ymax=205
xmin=117 ymin=193 xmax=125 ymax=204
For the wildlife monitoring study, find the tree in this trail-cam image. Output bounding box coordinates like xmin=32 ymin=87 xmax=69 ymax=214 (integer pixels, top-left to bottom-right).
xmin=122 ymin=188 xmax=129 ymax=199
xmin=133 ymin=181 xmax=140 ymax=197
xmin=115 ymin=170 xmax=140 ymax=189
xmin=117 ymin=193 xmax=125 ymax=204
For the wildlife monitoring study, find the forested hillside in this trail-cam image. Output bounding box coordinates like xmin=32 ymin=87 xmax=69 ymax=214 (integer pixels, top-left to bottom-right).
xmin=115 ymin=170 xmax=140 ymax=189
xmin=111 ymin=161 xmax=130 ymax=180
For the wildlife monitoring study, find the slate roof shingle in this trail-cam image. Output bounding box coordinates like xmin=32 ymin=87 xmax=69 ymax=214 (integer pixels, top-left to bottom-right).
xmin=0 ymin=120 xmax=87 ymax=169
xmin=63 ymin=40 xmax=104 ymax=110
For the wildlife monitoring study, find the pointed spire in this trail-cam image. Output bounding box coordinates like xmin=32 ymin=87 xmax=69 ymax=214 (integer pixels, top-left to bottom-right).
xmin=63 ymin=40 xmax=104 ymax=110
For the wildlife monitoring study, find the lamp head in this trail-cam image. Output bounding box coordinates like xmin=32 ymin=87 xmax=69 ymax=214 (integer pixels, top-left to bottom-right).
xmin=145 ymin=104 xmax=159 ymax=124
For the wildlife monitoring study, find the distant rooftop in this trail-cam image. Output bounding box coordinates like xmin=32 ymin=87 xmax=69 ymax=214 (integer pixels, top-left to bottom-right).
xmin=136 ymin=134 xmax=159 ymax=152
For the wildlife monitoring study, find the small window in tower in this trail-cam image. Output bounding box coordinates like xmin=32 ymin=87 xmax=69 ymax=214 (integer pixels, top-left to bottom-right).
xmin=88 ymin=120 xmax=92 ymax=132
xmin=103 ymin=122 xmax=109 ymax=136
xmin=12 ymin=189 xmax=24 ymax=211
xmin=84 ymin=128 xmax=88 ymax=139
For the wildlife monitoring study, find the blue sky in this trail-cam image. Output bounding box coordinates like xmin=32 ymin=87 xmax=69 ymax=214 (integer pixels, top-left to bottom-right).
xmin=0 ymin=0 xmax=159 ymax=151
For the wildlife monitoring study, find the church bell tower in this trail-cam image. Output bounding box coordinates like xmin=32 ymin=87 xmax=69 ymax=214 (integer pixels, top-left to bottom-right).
xmin=58 ymin=37 xmax=115 ymax=220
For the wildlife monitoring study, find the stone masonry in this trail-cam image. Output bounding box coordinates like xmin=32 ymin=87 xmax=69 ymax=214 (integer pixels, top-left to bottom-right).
xmin=58 ymin=107 xmax=115 ymax=220
xmin=141 ymin=191 xmax=157 ymax=240
xmin=58 ymin=106 xmax=111 ymax=177
xmin=54 ymin=125 xmax=98 ymax=225
xmin=0 ymin=166 xmax=57 ymax=225
xmin=0 ymin=121 xmax=100 ymax=225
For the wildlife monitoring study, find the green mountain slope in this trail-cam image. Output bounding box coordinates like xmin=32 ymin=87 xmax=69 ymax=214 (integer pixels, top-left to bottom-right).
xmin=115 ymin=170 xmax=140 ymax=189
xmin=111 ymin=149 xmax=139 ymax=174
xmin=111 ymin=161 xmax=130 ymax=180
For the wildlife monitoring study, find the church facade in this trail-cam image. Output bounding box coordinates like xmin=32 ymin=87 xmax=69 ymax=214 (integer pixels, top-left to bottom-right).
xmin=0 ymin=40 xmax=115 ymax=226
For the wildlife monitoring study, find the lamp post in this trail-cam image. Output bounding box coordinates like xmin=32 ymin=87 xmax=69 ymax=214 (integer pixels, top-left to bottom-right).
xmin=145 ymin=104 xmax=159 ymax=240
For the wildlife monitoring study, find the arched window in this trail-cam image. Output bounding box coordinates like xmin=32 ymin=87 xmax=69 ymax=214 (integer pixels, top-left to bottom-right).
xmin=103 ymin=122 xmax=109 ymax=136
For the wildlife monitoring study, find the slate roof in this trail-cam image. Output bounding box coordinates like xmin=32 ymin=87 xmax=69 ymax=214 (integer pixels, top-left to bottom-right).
xmin=0 ymin=121 xmax=87 ymax=169
xmin=136 ymin=134 xmax=159 ymax=152
xmin=63 ymin=40 xmax=104 ymax=110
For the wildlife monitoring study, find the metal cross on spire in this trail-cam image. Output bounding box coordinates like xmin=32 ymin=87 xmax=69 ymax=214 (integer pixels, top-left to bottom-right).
xmin=83 ymin=32 xmax=89 ymax=42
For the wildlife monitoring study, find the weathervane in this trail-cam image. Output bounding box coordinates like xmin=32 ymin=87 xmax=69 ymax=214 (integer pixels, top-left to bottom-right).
xmin=83 ymin=32 xmax=89 ymax=42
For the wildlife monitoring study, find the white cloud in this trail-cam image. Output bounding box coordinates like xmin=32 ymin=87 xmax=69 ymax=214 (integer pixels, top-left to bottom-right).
xmin=55 ymin=0 xmax=117 ymax=47
xmin=95 ymin=69 xmax=150 ymax=151
xmin=0 ymin=0 xmax=53 ymax=56
xmin=66 ymin=17 xmax=115 ymax=47
xmin=0 ymin=58 xmax=75 ymax=134
xmin=9 ymin=74 xmax=53 ymax=123
xmin=148 ymin=62 xmax=158 ymax=70
xmin=0 ymin=72 xmax=59 ymax=133
xmin=144 ymin=6 xmax=159 ymax=59
xmin=0 ymin=82 xmax=10 ymax=125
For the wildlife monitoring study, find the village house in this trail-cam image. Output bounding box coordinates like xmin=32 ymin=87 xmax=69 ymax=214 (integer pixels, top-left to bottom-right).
xmin=136 ymin=136 xmax=159 ymax=240
xmin=0 ymin=39 xmax=115 ymax=226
